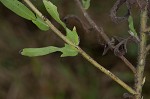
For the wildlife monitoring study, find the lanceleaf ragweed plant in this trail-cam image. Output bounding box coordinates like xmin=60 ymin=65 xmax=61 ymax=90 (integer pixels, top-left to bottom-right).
xmin=1 ymin=0 xmax=150 ymax=99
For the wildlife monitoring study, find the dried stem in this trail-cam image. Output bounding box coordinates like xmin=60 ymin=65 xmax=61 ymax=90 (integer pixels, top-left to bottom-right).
xmin=74 ymin=0 xmax=136 ymax=73
xmin=24 ymin=0 xmax=136 ymax=94
xmin=134 ymin=5 xmax=148 ymax=99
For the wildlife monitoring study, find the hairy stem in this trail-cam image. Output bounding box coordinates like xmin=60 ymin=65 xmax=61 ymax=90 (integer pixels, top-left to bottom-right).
xmin=74 ymin=0 xmax=136 ymax=73
xmin=24 ymin=0 xmax=136 ymax=94
xmin=134 ymin=6 xmax=148 ymax=99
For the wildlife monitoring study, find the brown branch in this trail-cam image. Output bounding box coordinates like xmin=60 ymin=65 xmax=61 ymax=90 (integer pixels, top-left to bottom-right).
xmin=74 ymin=0 xmax=136 ymax=73
xmin=134 ymin=5 xmax=148 ymax=99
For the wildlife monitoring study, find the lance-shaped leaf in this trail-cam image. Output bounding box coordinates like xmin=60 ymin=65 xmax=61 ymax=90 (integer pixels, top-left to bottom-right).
xmin=21 ymin=44 xmax=78 ymax=57
xmin=32 ymin=15 xmax=49 ymax=31
xmin=0 ymin=0 xmax=36 ymax=20
xmin=128 ymin=15 xmax=139 ymax=41
xmin=21 ymin=46 xmax=60 ymax=57
xmin=128 ymin=16 xmax=137 ymax=35
xmin=66 ymin=27 xmax=80 ymax=45
xmin=82 ymin=0 xmax=91 ymax=10
xmin=43 ymin=0 xmax=66 ymax=28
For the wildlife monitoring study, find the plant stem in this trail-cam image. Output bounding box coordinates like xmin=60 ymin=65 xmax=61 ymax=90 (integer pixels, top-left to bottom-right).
xmin=74 ymin=0 xmax=136 ymax=73
xmin=23 ymin=0 xmax=136 ymax=95
xmin=134 ymin=6 xmax=148 ymax=99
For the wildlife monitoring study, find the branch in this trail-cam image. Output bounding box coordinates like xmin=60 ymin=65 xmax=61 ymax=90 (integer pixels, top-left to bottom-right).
xmin=74 ymin=0 xmax=110 ymax=43
xmin=23 ymin=0 xmax=136 ymax=95
xmin=134 ymin=5 xmax=148 ymax=99
xmin=74 ymin=0 xmax=136 ymax=73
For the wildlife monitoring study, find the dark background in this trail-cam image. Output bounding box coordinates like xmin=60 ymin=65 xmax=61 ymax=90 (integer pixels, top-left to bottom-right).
xmin=0 ymin=0 xmax=150 ymax=99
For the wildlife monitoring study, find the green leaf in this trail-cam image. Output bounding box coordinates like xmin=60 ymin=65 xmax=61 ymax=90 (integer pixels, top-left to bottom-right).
xmin=82 ymin=0 xmax=91 ymax=10
xmin=128 ymin=16 xmax=137 ymax=36
xmin=21 ymin=46 xmax=60 ymax=57
xmin=128 ymin=15 xmax=139 ymax=41
xmin=60 ymin=44 xmax=78 ymax=57
xmin=0 ymin=0 xmax=36 ymax=20
xmin=21 ymin=44 xmax=78 ymax=57
xmin=43 ymin=0 xmax=66 ymax=28
xmin=32 ymin=15 xmax=49 ymax=31
xmin=66 ymin=27 xmax=80 ymax=45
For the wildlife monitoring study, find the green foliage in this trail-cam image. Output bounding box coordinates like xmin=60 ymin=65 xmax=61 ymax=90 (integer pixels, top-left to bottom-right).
xmin=32 ymin=15 xmax=49 ymax=31
xmin=0 ymin=0 xmax=50 ymax=31
xmin=43 ymin=0 xmax=66 ymax=28
xmin=60 ymin=44 xmax=78 ymax=57
xmin=21 ymin=44 xmax=78 ymax=57
xmin=66 ymin=27 xmax=80 ymax=45
xmin=0 ymin=0 xmax=36 ymax=20
xmin=128 ymin=15 xmax=139 ymax=40
xmin=21 ymin=46 xmax=59 ymax=57
xmin=0 ymin=0 xmax=80 ymax=58
xmin=43 ymin=0 xmax=80 ymax=45
xmin=82 ymin=0 xmax=91 ymax=10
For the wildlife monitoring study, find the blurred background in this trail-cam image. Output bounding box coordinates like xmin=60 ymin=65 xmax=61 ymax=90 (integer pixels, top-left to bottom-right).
xmin=0 ymin=0 xmax=150 ymax=99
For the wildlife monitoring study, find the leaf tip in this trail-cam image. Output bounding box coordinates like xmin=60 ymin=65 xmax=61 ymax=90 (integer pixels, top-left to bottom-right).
xmin=73 ymin=26 xmax=76 ymax=31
